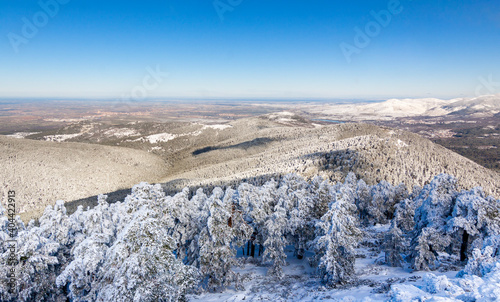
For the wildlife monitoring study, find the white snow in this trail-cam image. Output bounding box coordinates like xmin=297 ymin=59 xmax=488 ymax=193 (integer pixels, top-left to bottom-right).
xmin=6 ymin=132 xmax=41 ymax=138
xmin=3 ymin=173 xmax=499 ymax=302
xmin=395 ymin=139 xmax=408 ymax=148
xmin=144 ymin=132 xmax=177 ymax=143
xmin=44 ymin=133 xmax=82 ymax=142
xmin=148 ymin=146 xmax=164 ymax=152
xmin=103 ymin=128 xmax=139 ymax=138
xmin=301 ymin=95 xmax=500 ymax=121
xmin=202 ymin=124 xmax=233 ymax=130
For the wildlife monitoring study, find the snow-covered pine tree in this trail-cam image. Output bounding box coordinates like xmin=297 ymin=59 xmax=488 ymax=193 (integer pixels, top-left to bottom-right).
xmin=283 ymin=174 xmax=315 ymax=260
xmin=56 ymin=183 xmax=198 ymax=302
xmin=96 ymin=213 xmax=198 ymax=302
xmin=461 ymin=235 xmax=500 ymax=277
xmin=165 ymin=188 xmax=203 ymax=263
xmin=392 ymin=197 xmax=417 ymax=234
xmin=310 ymin=176 xmax=334 ymax=220
xmin=411 ymin=174 xmax=458 ymax=271
xmin=56 ymin=195 xmax=117 ymax=301
xmin=185 ymin=188 xmax=209 ymax=267
xmin=228 ymin=188 xmax=253 ymax=251
xmin=314 ymin=184 xmax=362 ymax=286
xmin=197 ymin=187 xmax=250 ymax=291
xmin=447 ymin=187 xmax=500 ymax=262
xmin=384 ymin=196 xmax=417 ymax=267
xmin=385 ymin=219 xmax=405 ymax=267
xmin=355 ymin=178 xmax=372 ymax=226
xmin=411 ymin=174 xmax=500 ymax=271
xmin=262 ymin=201 xmax=288 ymax=278
xmin=1 ymin=213 xmax=65 ymax=302
xmin=370 ymin=181 xmax=408 ymax=225
xmin=237 ymin=179 xmax=277 ymax=258
xmin=343 ymin=172 xmax=358 ymax=192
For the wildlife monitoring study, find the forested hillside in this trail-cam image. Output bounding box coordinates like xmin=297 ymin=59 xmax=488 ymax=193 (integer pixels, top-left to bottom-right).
xmin=1 ymin=173 xmax=499 ymax=301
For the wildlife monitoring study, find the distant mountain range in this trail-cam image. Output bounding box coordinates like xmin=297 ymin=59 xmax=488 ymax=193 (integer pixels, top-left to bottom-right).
xmin=303 ymin=94 xmax=500 ymax=120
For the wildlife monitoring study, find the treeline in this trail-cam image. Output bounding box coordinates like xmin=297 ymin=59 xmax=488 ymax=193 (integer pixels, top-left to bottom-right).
xmin=0 ymin=173 xmax=499 ymax=301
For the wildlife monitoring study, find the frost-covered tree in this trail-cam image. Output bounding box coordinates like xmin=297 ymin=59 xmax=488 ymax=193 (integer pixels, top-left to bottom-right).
xmin=38 ymin=200 xmax=74 ymax=247
xmin=355 ymin=178 xmax=372 ymax=226
xmin=176 ymin=188 xmax=208 ymax=266
xmin=392 ymin=198 xmax=417 ymax=234
xmin=280 ymin=174 xmax=315 ymax=260
xmin=56 ymin=184 xmax=199 ymax=302
xmin=310 ymin=176 xmax=334 ymax=220
xmin=385 ymin=219 xmax=405 ymax=267
xmin=384 ymin=197 xmax=417 ymax=267
xmin=55 ymin=196 xmax=117 ymax=301
xmin=0 ymin=201 xmax=75 ymax=302
xmin=237 ymin=180 xmax=277 ymax=257
xmin=447 ymin=188 xmax=500 ymax=261
xmin=343 ymin=172 xmax=358 ymax=191
xmin=410 ymin=174 xmax=500 ymax=270
xmin=96 ymin=215 xmax=198 ymax=302
xmin=313 ymin=185 xmax=362 ymax=286
xmin=197 ymin=187 xmax=251 ymax=291
xmin=355 ymin=178 xmax=408 ymax=226
xmin=411 ymin=174 xmax=458 ymax=271
xmin=461 ymin=235 xmax=500 ymax=277
xmin=262 ymin=202 xmax=288 ymax=278
xmin=0 ymin=215 xmax=66 ymax=302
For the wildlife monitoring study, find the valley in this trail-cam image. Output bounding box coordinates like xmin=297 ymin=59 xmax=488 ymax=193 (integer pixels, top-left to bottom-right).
xmin=0 ymin=96 xmax=499 ymax=221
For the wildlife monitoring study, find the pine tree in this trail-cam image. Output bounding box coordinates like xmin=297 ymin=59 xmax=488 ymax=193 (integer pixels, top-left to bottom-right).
xmin=355 ymin=178 xmax=372 ymax=226
xmin=461 ymin=235 xmax=500 ymax=277
xmin=314 ymin=185 xmax=362 ymax=286
xmin=448 ymin=187 xmax=500 ymax=262
xmin=96 ymin=214 xmax=198 ymax=302
xmin=197 ymin=187 xmax=251 ymax=291
xmin=411 ymin=174 xmax=458 ymax=271
xmin=262 ymin=202 xmax=288 ymax=278
xmin=385 ymin=219 xmax=405 ymax=267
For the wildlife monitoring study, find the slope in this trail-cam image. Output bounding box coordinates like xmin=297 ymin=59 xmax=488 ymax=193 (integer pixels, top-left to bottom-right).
xmin=0 ymin=135 xmax=167 ymax=221
xmin=161 ymin=115 xmax=500 ymax=198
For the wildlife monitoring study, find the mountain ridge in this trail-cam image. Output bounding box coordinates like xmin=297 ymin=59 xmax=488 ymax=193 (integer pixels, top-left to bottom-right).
xmin=2 ymin=114 xmax=499 ymax=221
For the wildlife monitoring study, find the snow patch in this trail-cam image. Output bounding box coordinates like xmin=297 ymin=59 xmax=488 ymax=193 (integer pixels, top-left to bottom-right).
xmin=148 ymin=146 xmax=164 ymax=152
xmin=389 ymin=284 xmax=430 ymax=302
xmin=144 ymin=132 xmax=177 ymax=143
xmin=202 ymin=124 xmax=232 ymax=130
xmin=44 ymin=133 xmax=82 ymax=142
xmin=103 ymin=128 xmax=139 ymax=138
xmin=6 ymin=132 xmax=41 ymax=138
xmin=395 ymin=139 xmax=408 ymax=148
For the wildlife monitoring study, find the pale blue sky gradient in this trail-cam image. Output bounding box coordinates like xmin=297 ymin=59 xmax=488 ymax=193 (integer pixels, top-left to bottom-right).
xmin=1 ymin=0 xmax=499 ymax=100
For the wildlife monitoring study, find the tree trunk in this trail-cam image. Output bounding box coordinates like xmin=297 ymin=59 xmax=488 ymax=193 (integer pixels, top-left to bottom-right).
xmin=460 ymin=231 xmax=469 ymax=262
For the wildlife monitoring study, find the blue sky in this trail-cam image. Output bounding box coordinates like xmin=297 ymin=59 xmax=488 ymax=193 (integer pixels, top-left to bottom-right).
xmin=1 ymin=0 xmax=499 ymax=100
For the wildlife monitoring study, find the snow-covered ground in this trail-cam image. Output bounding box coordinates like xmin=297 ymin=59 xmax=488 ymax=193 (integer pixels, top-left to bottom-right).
xmin=203 ymin=124 xmax=233 ymax=130
xmin=103 ymin=128 xmax=139 ymax=138
xmin=144 ymin=132 xmax=178 ymax=143
xmin=43 ymin=133 xmax=82 ymax=142
xmin=123 ymin=123 xmax=232 ymax=144
xmin=301 ymin=94 xmax=500 ymax=121
xmin=6 ymin=132 xmax=40 ymax=138
xmin=189 ymin=225 xmax=499 ymax=302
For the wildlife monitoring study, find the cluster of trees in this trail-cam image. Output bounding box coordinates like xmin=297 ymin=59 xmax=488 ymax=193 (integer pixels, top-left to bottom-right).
xmin=385 ymin=174 xmax=500 ymax=272
xmin=0 ymin=173 xmax=499 ymax=301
